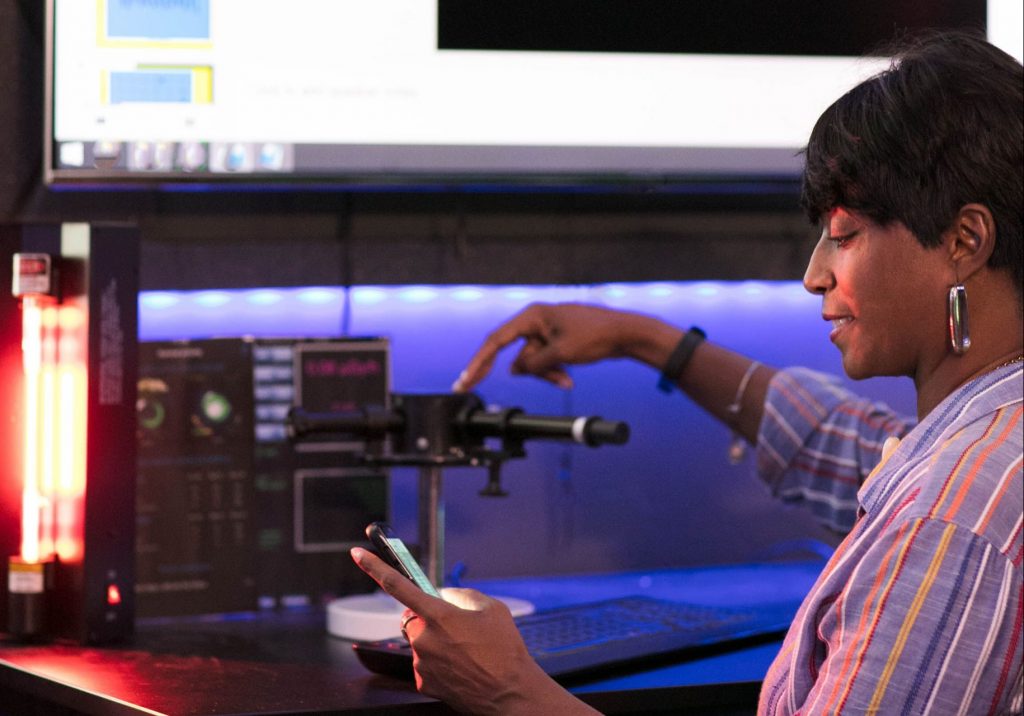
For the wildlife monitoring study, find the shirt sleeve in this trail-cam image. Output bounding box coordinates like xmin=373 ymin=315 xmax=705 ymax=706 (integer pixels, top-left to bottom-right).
xmin=795 ymin=518 xmax=1023 ymax=715
xmin=755 ymin=367 xmax=914 ymax=533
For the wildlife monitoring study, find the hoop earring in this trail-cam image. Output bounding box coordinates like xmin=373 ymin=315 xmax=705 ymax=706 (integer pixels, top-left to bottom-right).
xmin=948 ymin=283 xmax=971 ymax=355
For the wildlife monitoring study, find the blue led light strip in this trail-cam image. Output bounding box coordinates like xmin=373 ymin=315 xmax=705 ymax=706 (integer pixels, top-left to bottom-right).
xmin=138 ymin=281 xmax=814 ymax=342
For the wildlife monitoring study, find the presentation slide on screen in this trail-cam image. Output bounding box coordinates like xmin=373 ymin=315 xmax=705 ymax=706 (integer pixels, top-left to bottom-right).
xmin=50 ymin=0 xmax=1022 ymax=178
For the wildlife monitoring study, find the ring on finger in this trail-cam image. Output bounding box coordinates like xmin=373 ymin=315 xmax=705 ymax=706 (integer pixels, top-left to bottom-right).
xmin=400 ymin=613 xmax=420 ymax=642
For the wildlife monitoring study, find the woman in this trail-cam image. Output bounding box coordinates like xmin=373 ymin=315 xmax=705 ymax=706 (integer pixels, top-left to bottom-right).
xmin=352 ymin=31 xmax=1023 ymax=715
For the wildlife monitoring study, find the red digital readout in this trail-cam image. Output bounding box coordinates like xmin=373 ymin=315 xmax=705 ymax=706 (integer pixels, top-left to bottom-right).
xmin=18 ymin=257 xmax=49 ymax=275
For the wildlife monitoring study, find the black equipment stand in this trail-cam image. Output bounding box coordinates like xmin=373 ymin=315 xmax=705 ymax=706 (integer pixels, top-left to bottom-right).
xmin=286 ymin=392 xmax=629 ymax=587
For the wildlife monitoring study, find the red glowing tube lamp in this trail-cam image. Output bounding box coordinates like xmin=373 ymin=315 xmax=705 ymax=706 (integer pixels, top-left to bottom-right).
xmin=4 ymin=225 xmax=138 ymax=645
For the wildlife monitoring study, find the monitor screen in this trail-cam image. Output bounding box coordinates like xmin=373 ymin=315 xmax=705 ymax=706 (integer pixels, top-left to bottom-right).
xmin=45 ymin=1 xmax=1017 ymax=190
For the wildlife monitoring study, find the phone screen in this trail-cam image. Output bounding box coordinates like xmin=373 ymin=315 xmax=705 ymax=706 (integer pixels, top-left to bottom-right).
xmin=366 ymin=522 xmax=441 ymax=597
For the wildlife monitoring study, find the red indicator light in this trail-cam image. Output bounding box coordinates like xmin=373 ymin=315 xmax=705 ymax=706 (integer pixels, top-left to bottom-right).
xmin=106 ymin=584 xmax=122 ymax=605
xmin=18 ymin=258 xmax=48 ymax=275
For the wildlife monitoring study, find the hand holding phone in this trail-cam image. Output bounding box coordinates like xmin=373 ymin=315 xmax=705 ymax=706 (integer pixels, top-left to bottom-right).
xmin=365 ymin=522 xmax=441 ymax=598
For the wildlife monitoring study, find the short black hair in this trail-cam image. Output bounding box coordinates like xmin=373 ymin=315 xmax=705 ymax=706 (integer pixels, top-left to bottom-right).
xmin=801 ymin=30 xmax=1023 ymax=296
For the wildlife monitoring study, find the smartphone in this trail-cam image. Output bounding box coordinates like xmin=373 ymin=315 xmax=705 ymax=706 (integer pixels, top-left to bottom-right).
xmin=364 ymin=522 xmax=441 ymax=598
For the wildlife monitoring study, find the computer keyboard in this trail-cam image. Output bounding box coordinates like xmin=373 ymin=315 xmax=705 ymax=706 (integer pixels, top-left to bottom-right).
xmin=352 ymin=595 xmax=794 ymax=681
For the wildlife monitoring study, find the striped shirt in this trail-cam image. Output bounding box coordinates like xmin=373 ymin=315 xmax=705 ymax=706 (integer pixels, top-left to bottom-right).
xmin=756 ymin=364 xmax=1023 ymax=715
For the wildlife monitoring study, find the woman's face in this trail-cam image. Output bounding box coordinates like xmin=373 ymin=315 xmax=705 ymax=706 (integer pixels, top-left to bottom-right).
xmin=803 ymin=207 xmax=951 ymax=380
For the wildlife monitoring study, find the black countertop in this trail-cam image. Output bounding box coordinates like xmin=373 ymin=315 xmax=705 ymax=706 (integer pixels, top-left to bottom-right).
xmin=0 ymin=561 xmax=824 ymax=715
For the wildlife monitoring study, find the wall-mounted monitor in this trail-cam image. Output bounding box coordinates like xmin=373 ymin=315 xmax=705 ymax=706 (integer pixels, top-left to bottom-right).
xmin=45 ymin=1 xmax=1017 ymax=190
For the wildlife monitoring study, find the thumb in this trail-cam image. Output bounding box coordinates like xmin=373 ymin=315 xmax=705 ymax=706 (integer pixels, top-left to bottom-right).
xmin=511 ymin=339 xmax=564 ymax=379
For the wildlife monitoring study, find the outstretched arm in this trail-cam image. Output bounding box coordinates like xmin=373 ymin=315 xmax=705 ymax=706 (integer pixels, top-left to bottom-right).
xmin=453 ymin=302 xmax=775 ymax=446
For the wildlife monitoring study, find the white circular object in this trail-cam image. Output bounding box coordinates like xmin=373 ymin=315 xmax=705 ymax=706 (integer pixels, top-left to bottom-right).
xmin=327 ymin=591 xmax=535 ymax=641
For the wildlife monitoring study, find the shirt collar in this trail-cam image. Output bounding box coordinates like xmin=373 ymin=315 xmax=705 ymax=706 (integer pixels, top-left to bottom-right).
xmin=858 ymin=362 xmax=1023 ymax=515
